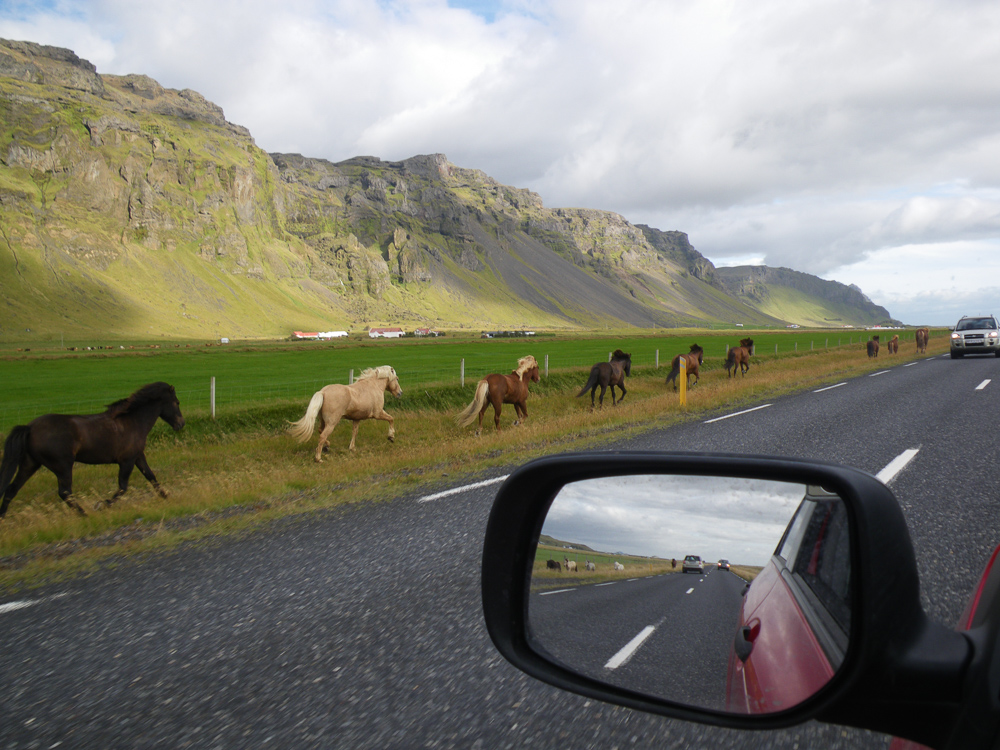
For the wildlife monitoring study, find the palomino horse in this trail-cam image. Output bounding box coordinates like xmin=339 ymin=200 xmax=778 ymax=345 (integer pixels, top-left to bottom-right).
xmin=0 ymin=382 xmax=185 ymax=518
xmin=867 ymin=335 xmax=880 ymax=358
xmin=456 ymin=355 xmax=540 ymax=435
xmin=725 ymin=338 xmax=754 ymax=378
xmin=916 ymin=327 xmax=929 ymax=353
xmin=288 ymin=365 xmax=402 ymax=461
xmin=665 ymin=344 xmax=704 ymax=390
xmin=577 ymin=349 xmax=631 ymax=409
xmin=887 ymin=335 xmax=899 ymax=354
xmin=564 ymin=558 xmax=578 ymax=572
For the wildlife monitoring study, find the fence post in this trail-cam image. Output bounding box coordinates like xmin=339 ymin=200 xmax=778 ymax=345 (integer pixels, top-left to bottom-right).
xmin=795 ymin=342 xmax=798 ymax=351
xmin=775 ymin=344 xmax=777 ymax=354
xmin=349 ymin=369 xmax=354 ymax=385
xmin=545 ymin=354 xmax=549 ymax=378
xmin=461 ymin=358 xmax=465 ymax=388
xmin=656 ymin=349 xmax=659 ymax=368
xmin=210 ymin=377 xmax=216 ymax=421
xmin=608 ymin=351 xmax=612 ymax=362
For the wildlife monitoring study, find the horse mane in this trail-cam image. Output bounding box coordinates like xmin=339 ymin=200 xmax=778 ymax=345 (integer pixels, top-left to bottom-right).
xmin=357 ymin=365 xmax=397 ymax=381
xmin=514 ymin=355 xmax=538 ymax=376
xmin=611 ymin=349 xmax=630 ymax=361
xmin=689 ymin=344 xmax=704 ymax=354
xmin=739 ymin=338 xmax=754 ymax=349
xmin=105 ymin=382 xmax=175 ymax=417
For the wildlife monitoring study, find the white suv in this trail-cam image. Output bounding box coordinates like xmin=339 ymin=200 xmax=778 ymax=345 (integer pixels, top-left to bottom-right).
xmin=950 ymin=315 xmax=1000 ymax=358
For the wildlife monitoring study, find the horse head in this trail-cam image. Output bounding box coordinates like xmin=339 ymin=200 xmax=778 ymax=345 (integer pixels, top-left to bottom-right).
xmin=740 ymin=338 xmax=754 ymax=350
xmin=690 ymin=344 xmax=704 ymax=363
xmin=385 ymin=367 xmax=403 ymax=399
xmin=158 ymin=385 xmax=185 ymax=431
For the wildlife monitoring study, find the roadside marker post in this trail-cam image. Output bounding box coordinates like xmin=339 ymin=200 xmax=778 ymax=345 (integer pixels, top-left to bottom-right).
xmin=679 ymin=357 xmax=687 ymax=407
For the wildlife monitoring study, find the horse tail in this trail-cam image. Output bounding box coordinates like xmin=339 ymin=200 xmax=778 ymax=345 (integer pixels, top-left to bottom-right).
xmin=0 ymin=426 xmax=30 ymax=499
xmin=724 ymin=348 xmax=736 ymax=372
xmin=577 ymin=366 xmax=601 ymax=397
xmin=287 ymin=390 xmax=325 ymax=442
xmin=455 ymin=380 xmax=490 ymax=427
xmin=664 ymin=360 xmax=680 ymax=387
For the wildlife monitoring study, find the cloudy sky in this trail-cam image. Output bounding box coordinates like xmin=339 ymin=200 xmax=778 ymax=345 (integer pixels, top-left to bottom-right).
xmin=3 ymin=0 xmax=1000 ymax=324
xmin=544 ymin=475 xmax=805 ymax=565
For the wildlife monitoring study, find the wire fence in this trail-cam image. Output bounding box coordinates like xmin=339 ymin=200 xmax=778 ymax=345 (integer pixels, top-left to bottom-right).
xmin=0 ymin=333 xmax=906 ymax=430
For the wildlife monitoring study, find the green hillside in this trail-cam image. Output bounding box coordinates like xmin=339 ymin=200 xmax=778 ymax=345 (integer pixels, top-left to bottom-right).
xmin=0 ymin=38 xmax=895 ymax=340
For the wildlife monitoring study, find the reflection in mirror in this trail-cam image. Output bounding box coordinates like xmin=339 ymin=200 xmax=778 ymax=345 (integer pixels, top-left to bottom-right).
xmin=528 ymin=475 xmax=851 ymax=714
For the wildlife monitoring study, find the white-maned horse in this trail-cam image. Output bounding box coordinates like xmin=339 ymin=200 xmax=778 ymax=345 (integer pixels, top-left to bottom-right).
xmin=287 ymin=366 xmax=402 ymax=461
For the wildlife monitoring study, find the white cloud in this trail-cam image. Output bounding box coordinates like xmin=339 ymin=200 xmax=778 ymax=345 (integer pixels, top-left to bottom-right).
xmin=4 ymin=0 xmax=1000 ymax=324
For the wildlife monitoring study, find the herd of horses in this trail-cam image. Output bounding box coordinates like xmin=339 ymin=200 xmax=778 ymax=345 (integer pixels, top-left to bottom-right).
xmin=544 ymin=557 xmax=622 ymax=573
xmin=0 ymin=329 xmax=932 ymax=520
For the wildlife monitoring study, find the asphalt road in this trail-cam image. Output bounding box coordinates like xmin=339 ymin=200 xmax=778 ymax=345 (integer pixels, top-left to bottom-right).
xmin=2 ymin=351 xmax=999 ymax=749
xmin=530 ymin=568 xmax=745 ymax=710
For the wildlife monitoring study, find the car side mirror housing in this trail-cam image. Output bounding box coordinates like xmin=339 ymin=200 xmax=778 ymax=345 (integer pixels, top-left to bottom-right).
xmin=481 ymin=452 xmax=973 ymax=748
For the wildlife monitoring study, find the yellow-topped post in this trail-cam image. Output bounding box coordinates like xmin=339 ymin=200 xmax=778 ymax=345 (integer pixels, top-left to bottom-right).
xmin=679 ymin=356 xmax=687 ymax=406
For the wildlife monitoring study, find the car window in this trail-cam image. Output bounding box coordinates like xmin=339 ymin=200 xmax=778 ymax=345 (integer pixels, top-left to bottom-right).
xmin=790 ymin=498 xmax=852 ymax=633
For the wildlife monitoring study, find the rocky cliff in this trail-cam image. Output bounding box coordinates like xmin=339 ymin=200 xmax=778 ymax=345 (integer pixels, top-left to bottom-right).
xmin=0 ymin=39 xmax=891 ymax=340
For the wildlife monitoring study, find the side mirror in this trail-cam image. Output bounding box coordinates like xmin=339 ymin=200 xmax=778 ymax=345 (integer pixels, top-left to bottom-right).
xmin=481 ymin=453 xmax=972 ymax=748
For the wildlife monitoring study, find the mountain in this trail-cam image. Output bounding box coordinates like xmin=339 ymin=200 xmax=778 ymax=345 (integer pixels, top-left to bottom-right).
xmin=714 ymin=266 xmax=900 ymax=328
xmin=0 ymin=39 xmax=894 ymax=339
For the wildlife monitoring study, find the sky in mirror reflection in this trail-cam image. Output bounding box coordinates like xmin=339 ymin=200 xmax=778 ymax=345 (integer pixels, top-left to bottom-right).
xmin=543 ymin=475 xmax=806 ymax=564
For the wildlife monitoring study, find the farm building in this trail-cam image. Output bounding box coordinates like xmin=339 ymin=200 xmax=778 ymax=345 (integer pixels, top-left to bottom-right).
xmin=414 ymin=328 xmax=442 ymax=337
xmin=293 ymin=331 xmax=349 ymax=340
xmin=368 ymin=327 xmax=404 ymax=339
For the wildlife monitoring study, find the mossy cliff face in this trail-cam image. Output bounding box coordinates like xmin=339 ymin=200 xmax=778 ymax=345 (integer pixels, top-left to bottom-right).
xmin=0 ymin=39 xmax=890 ymax=339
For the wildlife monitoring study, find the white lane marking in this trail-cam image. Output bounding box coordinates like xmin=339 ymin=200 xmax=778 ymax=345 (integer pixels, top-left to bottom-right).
xmin=704 ymin=404 xmax=772 ymax=424
xmin=596 ymin=582 xmax=616 ymax=587
xmin=877 ymin=449 xmax=920 ymax=485
xmin=869 ymin=370 xmax=889 ymax=377
xmin=627 ymin=578 xmax=639 ymax=582
xmin=0 ymin=600 xmax=38 ymax=615
xmin=814 ymin=382 xmax=846 ymax=393
xmin=904 ymin=362 xmax=918 ymax=367
xmin=686 ymin=588 xmax=695 ymax=594
xmin=605 ymin=626 xmax=656 ymax=670
xmin=539 ymin=589 xmax=573 ymax=596
xmin=417 ymin=474 xmax=509 ymax=503
xmin=976 ymin=380 xmax=991 ymax=391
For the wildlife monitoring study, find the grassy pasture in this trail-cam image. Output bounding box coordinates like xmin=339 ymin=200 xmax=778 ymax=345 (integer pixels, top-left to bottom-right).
xmin=0 ymin=328 xmax=948 ymax=588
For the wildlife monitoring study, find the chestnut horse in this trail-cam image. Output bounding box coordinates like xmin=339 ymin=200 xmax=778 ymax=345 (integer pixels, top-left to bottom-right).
xmin=0 ymin=382 xmax=185 ymax=518
xmin=287 ymin=365 xmax=402 ymax=461
xmin=867 ymin=335 xmax=880 ymax=358
xmin=577 ymin=349 xmax=631 ymax=409
xmin=456 ymin=355 xmax=540 ymax=435
xmin=887 ymin=335 xmax=899 ymax=354
xmin=665 ymin=344 xmax=704 ymax=390
xmin=725 ymin=338 xmax=754 ymax=378
xmin=916 ymin=327 xmax=929 ymax=353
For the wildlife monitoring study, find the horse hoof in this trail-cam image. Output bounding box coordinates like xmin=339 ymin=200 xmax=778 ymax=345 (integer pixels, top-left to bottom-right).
xmin=158 ymin=488 xmax=170 ymax=499
xmin=93 ymin=501 xmax=105 ymax=511
xmin=387 ymin=435 xmax=395 ymax=442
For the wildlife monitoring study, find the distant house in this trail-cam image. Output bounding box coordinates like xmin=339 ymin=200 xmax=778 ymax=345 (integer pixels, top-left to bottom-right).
xmin=368 ymin=327 xmax=404 ymax=339
xmin=318 ymin=331 xmax=349 ymax=339
xmin=294 ymin=331 xmax=320 ymax=339
xmin=414 ymin=328 xmax=442 ymax=337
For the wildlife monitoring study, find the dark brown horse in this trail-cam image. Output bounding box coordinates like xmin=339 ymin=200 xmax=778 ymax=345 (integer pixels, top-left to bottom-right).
xmin=577 ymin=349 xmax=631 ymax=409
xmin=725 ymin=338 xmax=754 ymax=378
xmin=455 ymin=355 xmax=540 ymax=435
xmin=916 ymin=327 xmax=929 ymax=353
xmin=0 ymin=382 xmax=185 ymax=518
xmin=867 ymin=335 xmax=880 ymax=358
xmin=665 ymin=344 xmax=704 ymax=390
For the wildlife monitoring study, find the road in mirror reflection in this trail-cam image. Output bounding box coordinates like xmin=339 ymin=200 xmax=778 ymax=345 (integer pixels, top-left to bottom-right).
xmin=528 ymin=474 xmax=849 ymax=714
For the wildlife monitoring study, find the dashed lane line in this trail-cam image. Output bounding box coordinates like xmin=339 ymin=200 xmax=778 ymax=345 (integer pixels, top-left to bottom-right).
xmin=876 ymin=449 xmax=920 ymax=485
xmin=814 ymin=383 xmax=847 ymax=393
xmin=869 ymin=370 xmax=890 ymax=377
xmin=977 ymin=380 xmax=991 ymax=391
xmin=604 ymin=626 xmax=656 ymax=670
xmin=704 ymin=404 xmax=772 ymax=424
xmin=416 ymin=474 xmax=509 ymax=503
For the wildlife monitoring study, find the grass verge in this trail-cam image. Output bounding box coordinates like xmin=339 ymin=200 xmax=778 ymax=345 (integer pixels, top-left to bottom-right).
xmin=0 ymin=337 xmax=947 ymax=592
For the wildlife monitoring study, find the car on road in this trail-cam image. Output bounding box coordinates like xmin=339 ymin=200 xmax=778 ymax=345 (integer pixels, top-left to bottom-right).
xmin=682 ymin=554 xmax=704 ymax=574
xmin=950 ymin=315 xmax=1000 ymax=357
xmin=717 ymin=559 xmax=730 ymax=571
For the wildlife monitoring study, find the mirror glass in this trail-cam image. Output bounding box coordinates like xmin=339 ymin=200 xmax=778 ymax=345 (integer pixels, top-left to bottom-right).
xmin=528 ymin=474 xmax=851 ymax=714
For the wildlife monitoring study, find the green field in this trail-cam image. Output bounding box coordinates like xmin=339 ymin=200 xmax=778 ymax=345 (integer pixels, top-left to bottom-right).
xmin=0 ymin=328 xmax=929 ymax=431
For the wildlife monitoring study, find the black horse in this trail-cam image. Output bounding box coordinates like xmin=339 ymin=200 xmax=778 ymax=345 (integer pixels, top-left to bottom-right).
xmin=577 ymin=350 xmax=632 ymax=409
xmin=0 ymin=382 xmax=185 ymax=518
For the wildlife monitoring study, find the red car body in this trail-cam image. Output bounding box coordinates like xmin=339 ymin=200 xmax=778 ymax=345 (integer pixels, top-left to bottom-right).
xmin=726 ymin=491 xmax=850 ymax=714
